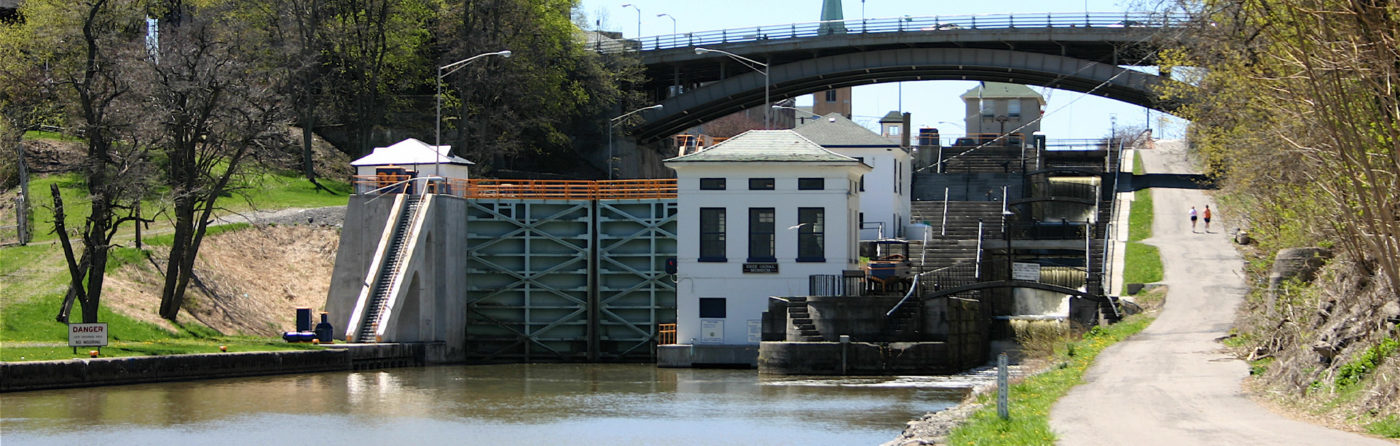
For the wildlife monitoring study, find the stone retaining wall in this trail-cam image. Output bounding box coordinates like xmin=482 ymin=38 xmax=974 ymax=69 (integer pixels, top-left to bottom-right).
xmin=0 ymin=344 xmax=424 ymax=392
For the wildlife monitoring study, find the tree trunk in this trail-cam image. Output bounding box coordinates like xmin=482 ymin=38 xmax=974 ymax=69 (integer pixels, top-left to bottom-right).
xmin=158 ymin=196 xmax=194 ymax=321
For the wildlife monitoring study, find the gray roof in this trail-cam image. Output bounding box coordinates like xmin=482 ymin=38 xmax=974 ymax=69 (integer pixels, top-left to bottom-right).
xmin=961 ymin=82 xmax=1046 ymax=103
xmin=664 ymin=130 xmax=861 ymax=163
xmin=879 ymin=111 xmax=904 ymax=123
xmin=794 ymin=113 xmax=900 ymax=148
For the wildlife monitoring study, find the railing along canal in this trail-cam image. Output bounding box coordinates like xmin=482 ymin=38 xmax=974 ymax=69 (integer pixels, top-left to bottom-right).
xmin=353 ymin=176 xmax=678 ymax=200
xmin=596 ymin=12 xmax=1193 ymax=53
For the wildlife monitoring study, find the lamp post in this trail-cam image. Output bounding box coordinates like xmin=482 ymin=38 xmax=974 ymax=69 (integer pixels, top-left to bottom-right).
xmin=656 ymin=13 xmax=676 ymax=47
xmin=622 ymin=3 xmax=641 ymax=38
xmin=436 ymin=49 xmax=511 ymax=182
xmin=609 ymin=104 xmax=664 ymax=180
xmin=695 ymin=47 xmax=769 ymax=129
xmin=772 ymin=104 xmax=821 ymax=126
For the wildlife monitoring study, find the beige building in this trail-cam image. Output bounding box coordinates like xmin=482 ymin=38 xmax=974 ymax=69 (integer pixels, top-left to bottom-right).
xmin=813 ymin=87 xmax=852 ymax=119
xmin=961 ymin=82 xmax=1045 ymax=138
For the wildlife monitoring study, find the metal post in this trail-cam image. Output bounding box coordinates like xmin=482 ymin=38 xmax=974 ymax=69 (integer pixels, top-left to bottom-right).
xmin=840 ymin=334 xmax=850 ymax=375
xmin=609 ymin=104 xmax=665 ymax=180
xmin=975 ymin=220 xmax=984 ymax=279
xmin=997 ymin=352 xmax=1009 ymax=419
xmin=941 ymin=187 xmax=949 ymax=237
xmin=435 ymin=65 xmax=442 ymax=179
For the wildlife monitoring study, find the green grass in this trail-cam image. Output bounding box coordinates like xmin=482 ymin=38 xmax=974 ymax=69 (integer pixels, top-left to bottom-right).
xmin=1122 ymin=242 xmax=1164 ymax=293
xmin=946 ymin=314 xmax=1156 ymax=445
xmin=235 ymin=170 xmax=353 ymax=209
xmin=0 ymin=298 xmax=320 ymax=361
xmin=1128 ymin=188 xmax=1153 ymax=242
xmin=1366 ymin=415 xmax=1400 ymax=438
xmin=3 ymin=167 xmax=347 ymax=361
xmin=23 ymin=130 xmax=85 ymax=142
xmin=24 ymin=170 xmax=347 ymax=244
xmin=1132 ymin=151 xmax=1145 ymax=175
xmin=140 ymin=222 xmax=251 ymax=247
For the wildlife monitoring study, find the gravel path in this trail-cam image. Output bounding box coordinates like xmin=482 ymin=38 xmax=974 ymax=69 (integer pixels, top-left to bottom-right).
xmin=212 ymin=206 xmax=346 ymax=228
xmin=1048 ymin=140 xmax=1392 ymax=445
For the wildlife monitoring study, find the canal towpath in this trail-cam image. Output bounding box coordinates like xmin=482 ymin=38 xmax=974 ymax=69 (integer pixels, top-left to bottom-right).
xmin=1048 ymin=140 xmax=1392 ymax=444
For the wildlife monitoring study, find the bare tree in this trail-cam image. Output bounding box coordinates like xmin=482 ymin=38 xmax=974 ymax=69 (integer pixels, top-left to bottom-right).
xmin=140 ymin=9 xmax=288 ymax=321
xmin=9 ymin=0 xmax=155 ymax=323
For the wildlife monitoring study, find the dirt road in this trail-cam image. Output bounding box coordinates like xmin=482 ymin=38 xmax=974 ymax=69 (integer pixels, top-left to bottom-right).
xmin=1049 ymin=141 xmax=1392 ymax=445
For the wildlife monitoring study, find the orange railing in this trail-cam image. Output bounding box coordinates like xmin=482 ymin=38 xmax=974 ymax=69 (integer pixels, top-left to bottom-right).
xmin=658 ymin=323 xmax=677 ymax=345
xmin=352 ymin=176 xmax=677 ymax=200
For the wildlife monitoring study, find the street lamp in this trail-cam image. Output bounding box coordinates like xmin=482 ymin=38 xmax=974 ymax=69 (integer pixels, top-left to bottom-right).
xmin=621 ymin=3 xmax=641 ymax=38
xmin=608 ymin=104 xmax=664 ymax=180
xmin=772 ymin=104 xmax=821 ymax=125
xmin=695 ymin=47 xmax=770 ymax=129
xmin=436 ymin=49 xmax=511 ymax=182
xmin=656 ymin=13 xmax=676 ymax=47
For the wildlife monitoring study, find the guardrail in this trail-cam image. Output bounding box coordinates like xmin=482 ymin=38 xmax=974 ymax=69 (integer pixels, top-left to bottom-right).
xmin=594 ymin=12 xmax=1193 ymax=53
xmin=351 ymin=176 xmax=678 ymax=200
xmin=658 ymin=323 xmax=677 ymax=345
xmin=1006 ymin=220 xmax=1092 ymax=240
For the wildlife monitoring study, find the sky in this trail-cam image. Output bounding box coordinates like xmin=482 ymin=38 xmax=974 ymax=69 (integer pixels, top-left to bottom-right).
xmin=576 ymin=0 xmax=1188 ymax=140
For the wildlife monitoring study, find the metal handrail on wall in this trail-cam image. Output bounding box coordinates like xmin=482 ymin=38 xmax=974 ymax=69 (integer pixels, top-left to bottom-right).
xmin=351 ymin=176 xmax=679 ymax=200
xmin=1100 ymin=139 xmax=1125 ymax=317
xmin=597 ymin=12 xmax=1194 ymax=53
xmin=658 ymin=323 xmax=677 ymax=345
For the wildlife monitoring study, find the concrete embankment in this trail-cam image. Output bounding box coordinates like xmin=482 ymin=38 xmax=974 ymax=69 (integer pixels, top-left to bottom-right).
xmin=0 ymin=343 xmax=423 ymax=392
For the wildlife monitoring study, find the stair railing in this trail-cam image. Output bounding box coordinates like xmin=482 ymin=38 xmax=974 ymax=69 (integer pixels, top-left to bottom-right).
xmin=885 ymin=273 xmax=921 ymax=317
xmin=941 ymin=187 xmax=950 ymax=237
xmin=344 ymin=195 xmax=407 ymax=341
xmin=975 ymin=220 xmax=984 ymax=280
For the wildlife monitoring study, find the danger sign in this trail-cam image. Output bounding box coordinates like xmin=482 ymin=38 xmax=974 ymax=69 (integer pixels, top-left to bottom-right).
xmin=68 ymin=323 xmax=108 ymax=347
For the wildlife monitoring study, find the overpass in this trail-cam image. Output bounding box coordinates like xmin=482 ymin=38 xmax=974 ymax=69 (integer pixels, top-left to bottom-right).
xmin=591 ymin=12 xmax=1195 ymax=142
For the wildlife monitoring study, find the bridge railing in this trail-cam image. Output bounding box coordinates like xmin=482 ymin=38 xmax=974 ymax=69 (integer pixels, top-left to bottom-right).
xmin=596 ymin=12 xmax=1193 ymax=53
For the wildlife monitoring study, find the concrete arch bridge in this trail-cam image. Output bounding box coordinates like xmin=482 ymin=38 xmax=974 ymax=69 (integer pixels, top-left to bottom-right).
xmin=595 ymin=12 xmax=1196 ymax=142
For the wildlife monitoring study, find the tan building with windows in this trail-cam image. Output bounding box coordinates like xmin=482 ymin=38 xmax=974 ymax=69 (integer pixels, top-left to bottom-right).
xmin=962 ymin=82 xmax=1045 ymax=137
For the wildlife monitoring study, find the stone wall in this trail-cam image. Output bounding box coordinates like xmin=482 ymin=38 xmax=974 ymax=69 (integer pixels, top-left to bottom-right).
xmin=0 ymin=345 xmax=424 ymax=392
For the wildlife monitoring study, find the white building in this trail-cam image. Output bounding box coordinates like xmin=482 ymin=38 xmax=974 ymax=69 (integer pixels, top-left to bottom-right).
xmin=661 ymin=130 xmax=870 ymax=366
xmin=794 ymin=113 xmax=912 ymax=240
xmin=350 ymin=138 xmax=473 ymax=192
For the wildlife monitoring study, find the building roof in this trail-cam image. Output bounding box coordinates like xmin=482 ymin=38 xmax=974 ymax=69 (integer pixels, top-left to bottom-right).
xmin=793 ymin=113 xmax=900 ymax=148
xmin=879 ymin=111 xmax=904 ymax=123
xmin=350 ymin=138 xmax=473 ymax=167
xmin=664 ymin=130 xmax=863 ymax=164
xmin=960 ymin=82 xmax=1046 ymax=103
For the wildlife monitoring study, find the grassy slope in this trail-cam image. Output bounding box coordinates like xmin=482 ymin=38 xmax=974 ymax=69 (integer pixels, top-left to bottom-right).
xmin=1123 ymin=154 xmax=1163 ymax=293
xmin=945 ymin=148 xmax=1165 ymax=445
xmin=1 ymin=158 xmax=350 ymax=361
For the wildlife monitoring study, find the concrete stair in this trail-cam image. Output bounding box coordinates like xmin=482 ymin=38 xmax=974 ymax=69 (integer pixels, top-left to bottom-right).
xmin=786 ymin=297 xmax=823 ymax=342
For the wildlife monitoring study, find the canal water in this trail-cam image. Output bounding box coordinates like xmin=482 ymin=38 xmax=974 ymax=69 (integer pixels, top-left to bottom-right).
xmin=1 ymin=363 xmax=971 ymax=446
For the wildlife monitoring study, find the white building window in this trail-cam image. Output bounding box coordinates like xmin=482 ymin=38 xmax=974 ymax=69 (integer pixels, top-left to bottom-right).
xmin=700 ymin=208 xmax=726 ymax=262
xmin=1008 ymin=100 xmax=1021 ymax=118
xmin=797 ymin=207 xmax=825 ymax=262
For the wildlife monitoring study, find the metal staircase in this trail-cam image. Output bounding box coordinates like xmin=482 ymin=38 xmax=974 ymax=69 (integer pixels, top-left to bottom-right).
xmin=356 ymin=195 xmax=422 ymax=343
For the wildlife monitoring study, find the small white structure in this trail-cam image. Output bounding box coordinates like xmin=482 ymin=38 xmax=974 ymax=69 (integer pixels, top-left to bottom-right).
xmin=661 ymin=130 xmax=870 ymax=366
xmin=795 ymin=113 xmax=912 ymax=240
xmin=350 ymin=138 xmax=473 ymax=184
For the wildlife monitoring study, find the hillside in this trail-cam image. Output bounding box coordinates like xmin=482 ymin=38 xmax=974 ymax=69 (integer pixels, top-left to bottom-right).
xmin=103 ymin=222 xmax=341 ymax=337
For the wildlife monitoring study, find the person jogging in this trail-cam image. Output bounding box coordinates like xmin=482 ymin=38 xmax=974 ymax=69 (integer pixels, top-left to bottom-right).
xmin=1189 ymin=206 xmax=1198 ymax=232
xmin=1203 ymin=206 xmax=1213 ymax=232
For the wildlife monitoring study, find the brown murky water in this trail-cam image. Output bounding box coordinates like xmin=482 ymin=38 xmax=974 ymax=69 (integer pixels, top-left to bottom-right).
xmin=1 ymin=363 xmax=969 ymax=445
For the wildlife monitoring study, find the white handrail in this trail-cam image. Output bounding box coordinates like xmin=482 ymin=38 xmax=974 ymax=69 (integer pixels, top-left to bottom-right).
xmin=941 ymin=187 xmax=950 ymax=237
xmin=975 ymin=220 xmax=984 ymax=280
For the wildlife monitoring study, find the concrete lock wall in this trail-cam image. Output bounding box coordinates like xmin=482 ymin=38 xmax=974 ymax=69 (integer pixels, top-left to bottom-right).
xmin=806 ymin=296 xmax=905 ymax=342
xmin=325 ymin=194 xmax=400 ymax=334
